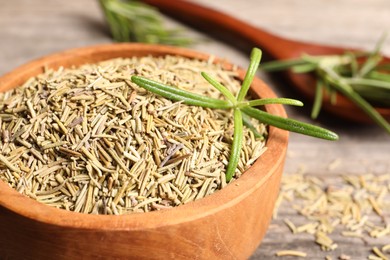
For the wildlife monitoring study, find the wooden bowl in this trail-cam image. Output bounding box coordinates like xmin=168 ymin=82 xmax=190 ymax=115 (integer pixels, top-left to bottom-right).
xmin=0 ymin=44 xmax=288 ymax=259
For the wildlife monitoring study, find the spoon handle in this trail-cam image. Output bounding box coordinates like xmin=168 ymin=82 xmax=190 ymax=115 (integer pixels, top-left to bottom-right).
xmin=142 ymin=0 xmax=344 ymax=59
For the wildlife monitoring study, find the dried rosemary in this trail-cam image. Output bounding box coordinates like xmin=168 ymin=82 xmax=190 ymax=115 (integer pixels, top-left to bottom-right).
xmin=0 ymin=55 xmax=267 ymax=214
xmin=274 ymin=170 xmax=390 ymax=258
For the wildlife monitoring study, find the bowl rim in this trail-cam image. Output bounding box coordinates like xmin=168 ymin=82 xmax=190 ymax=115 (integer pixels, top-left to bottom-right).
xmin=0 ymin=43 xmax=289 ymax=230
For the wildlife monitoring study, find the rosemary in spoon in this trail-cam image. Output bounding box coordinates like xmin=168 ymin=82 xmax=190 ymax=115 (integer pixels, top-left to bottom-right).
xmin=131 ymin=47 xmax=338 ymax=181
xmin=260 ymin=37 xmax=390 ymax=134
xmin=99 ymin=0 xmax=192 ymax=46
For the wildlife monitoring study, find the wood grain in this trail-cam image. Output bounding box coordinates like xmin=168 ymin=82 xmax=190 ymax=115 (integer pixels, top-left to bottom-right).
xmin=0 ymin=0 xmax=389 ymax=259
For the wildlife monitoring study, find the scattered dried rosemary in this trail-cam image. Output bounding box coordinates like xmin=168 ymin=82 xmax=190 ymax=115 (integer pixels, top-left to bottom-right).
xmin=274 ymin=169 xmax=390 ymax=259
xmin=0 ymin=55 xmax=267 ymax=214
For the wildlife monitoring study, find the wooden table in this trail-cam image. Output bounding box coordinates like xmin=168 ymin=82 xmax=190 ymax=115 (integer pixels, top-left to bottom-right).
xmin=0 ymin=0 xmax=389 ymax=259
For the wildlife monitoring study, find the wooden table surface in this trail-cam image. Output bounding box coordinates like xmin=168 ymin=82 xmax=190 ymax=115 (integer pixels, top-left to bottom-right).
xmin=1 ymin=0 xmax=389 ymax=259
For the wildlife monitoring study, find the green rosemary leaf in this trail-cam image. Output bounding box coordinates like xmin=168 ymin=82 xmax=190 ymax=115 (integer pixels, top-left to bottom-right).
xmin=237 ymin=48 xmax=262 ymax=101
xmin=311 ymin=79 xmax=324 ymax=119
xmin=344 ymin=78 xmax=390 ymax=90
xmin=357 ymin=34 xmax=386 ymax=77
xmin=241 ymin=106 xmax=339 ymax=141
xmin=242 ymin=113 xmax=264 ymax=139
xmin=357 ymin=55 xmax=383 ymax=78
xmin=367 ymin=71 xmax=390 ymax=82
xmin=321 ymin=67 xmax=390 ymax=134
xmin=225 ymin=109 xmax=243 ymax=182
xmin=101 ymin=1 xmax=130 ymax=42
xmin=242 ymin=98 xmax=304 ymax=108
xmin=345 ymin=51 xmax=359 ymax=77
xmin=260 ymin=59 xmax=307 ymax=72
xmin=99 ymin=0 xmax=193 ymax=46
xmin=291 ymin=63 xmax=317 ymax=73
xmin=352 ymin=86 xmax=390 ymax=106
xmin=201 ymin=72 xmax=237 ymax=104
xmin=131 ymin=76 xmax=233 ymax=109
xmin=323 ymin=76 xmax=338 ymax=105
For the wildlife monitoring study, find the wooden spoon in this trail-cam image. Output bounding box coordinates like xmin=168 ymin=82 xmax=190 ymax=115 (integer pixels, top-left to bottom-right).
xmin=143 ymin=0 xmax=390 ymax=123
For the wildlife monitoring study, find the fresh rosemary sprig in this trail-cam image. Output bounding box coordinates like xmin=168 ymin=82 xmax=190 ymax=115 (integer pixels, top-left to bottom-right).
xmin=131 ymin=48 xmax=338 ymax=181
xmin=99 ymin=0 xmax=192 ymax=46
xmin=260 ymin=38 xmax=390 ymax=134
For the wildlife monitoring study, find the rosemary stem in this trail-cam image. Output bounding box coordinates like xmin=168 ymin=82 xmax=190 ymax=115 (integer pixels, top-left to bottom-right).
xmin=343 ymin=78 xmax=390 ymax=89
xmin=225 ymin=109 xmax=243 ymax=181
xmin=260 ymin=59 xmax=307 ymax=72
xmin=311 ymin=79 xmax=324 ymax=119
xmin=320 ymin=68 xmax=390 ymax=134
